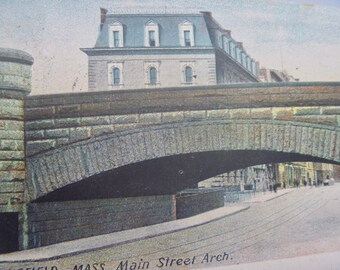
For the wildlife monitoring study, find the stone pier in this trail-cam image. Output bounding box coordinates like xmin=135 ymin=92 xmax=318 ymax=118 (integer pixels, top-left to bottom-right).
xmin=0 ymin=48 xmax=33 ymax=252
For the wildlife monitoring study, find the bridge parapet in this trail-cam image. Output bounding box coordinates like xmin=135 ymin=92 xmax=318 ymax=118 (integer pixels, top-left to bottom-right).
xmin=25 ymin=82 xmax=340 ymax=156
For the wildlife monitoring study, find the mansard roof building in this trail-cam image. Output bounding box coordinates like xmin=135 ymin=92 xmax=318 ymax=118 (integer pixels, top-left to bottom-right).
xmin=81 ymin=10 xmax=260 ymax=91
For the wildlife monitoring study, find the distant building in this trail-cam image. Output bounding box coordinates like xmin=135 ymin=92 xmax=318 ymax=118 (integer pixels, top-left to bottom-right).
xmin=81 ymin=10 xmax=259 ymax=91
xmin=198 ymin=165 xmax=268 ymax=191
xmin=314 ymin=163 xmax=335 ymax=181
xmin=259 ymin=68 xmax=298 ymax=82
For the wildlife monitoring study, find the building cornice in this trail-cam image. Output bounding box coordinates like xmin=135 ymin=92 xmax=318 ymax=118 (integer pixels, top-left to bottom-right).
xmin=81 ymin=47 xmax=216 ymax=56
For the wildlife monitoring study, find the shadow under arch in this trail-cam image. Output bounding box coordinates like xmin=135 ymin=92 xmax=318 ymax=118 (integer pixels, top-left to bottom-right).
xmin=35 ymin=149 xmax=337 ymax=202
xmin=27 ymin=119 xmax=340 ymax=202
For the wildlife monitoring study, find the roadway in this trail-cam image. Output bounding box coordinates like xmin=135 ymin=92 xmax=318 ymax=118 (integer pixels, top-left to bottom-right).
xmin=1 ymin=185 xmax=340 ymax=270
xmin=100 ymin=184 xmax=340 ymax=269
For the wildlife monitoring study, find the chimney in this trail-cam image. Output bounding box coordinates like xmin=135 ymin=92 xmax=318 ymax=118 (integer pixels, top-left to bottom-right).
xmin=100 ymin=8 xmax=108 ymax=30
xmin=200 ymin=11 xmax=212 ymax=17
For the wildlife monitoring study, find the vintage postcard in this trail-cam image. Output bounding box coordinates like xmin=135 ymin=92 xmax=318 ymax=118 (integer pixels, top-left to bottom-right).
xmin=0 ymin=0 xmax=339 ymax=269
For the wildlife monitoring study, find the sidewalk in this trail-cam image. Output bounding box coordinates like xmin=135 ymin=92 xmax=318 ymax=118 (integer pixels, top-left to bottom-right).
xmin=243 ymin=188 xmax=292 ymax=203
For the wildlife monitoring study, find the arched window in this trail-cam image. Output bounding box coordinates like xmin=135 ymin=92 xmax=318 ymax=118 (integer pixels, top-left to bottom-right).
xmin=113 ymin=68 xmax=120 ymax=85
xmin=149 ymin=67 xmax=157 ymax=84
xmin=185 ymin=66 xmax=193 ymax=83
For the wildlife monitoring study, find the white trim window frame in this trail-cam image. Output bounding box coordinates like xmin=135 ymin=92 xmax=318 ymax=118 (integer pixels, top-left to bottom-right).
xmin=144 ymin=61 xmax=161 ymax=86
xmin=229 ymin=41 xmax=236 ymax=59
xmin=180 ymin=62 xmax=195 ymax=85
xmin=108 ymin=62 xmax=124 ymax=87
xmin=179 ymin=21 xmax=195 ymax=47
xmin=108 ymin=21 xmax=124 ymax=48
xmin=144 ymin=20 xmax=160 ymax=47
xmin=235 ymin=46 xmax=240 ymax=63
xmin=222 ymin=35 xmax=230 ymax=54
xmin=242 ymin=52 xmax=247 ymax=69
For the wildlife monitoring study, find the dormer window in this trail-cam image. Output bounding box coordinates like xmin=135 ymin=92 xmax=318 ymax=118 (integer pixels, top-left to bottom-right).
xmin=235 ymin=47 xmax=239 ymax=62
xmin=145 ymin=20 xmax=159 ymax=47
xmin=109 ymin=21 xmax=124 ymax=48
xmin=149 ymin=31 xmax=156 ymax=47
xmin=184 ymin=31 xmax=191 ymax=47
xmin=113 ymin=31 xmax=120 ymax=47
xmin=179 ymin=21 xmax=194 ymax=47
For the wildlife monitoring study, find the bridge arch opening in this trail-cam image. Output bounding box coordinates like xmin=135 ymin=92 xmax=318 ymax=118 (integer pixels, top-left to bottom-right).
xmin=34 ymin=150 xmax=337 ymax=203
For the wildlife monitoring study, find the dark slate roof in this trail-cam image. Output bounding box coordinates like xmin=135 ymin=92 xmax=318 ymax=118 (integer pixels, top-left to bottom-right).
xmin=95 ymin=13 xmax=213 ymax=48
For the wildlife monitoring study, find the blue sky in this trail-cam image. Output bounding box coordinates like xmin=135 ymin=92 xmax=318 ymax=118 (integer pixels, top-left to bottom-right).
xmin=0 ymin=0 xmax=339 ymax=94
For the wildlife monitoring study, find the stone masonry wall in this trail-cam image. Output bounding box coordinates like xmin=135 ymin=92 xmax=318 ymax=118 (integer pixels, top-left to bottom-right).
xmin=25 ymin=82 xmax=340 ymax=157
xmin=0 ymin=92 xmax=25 ymax=212
xmin=26 ymin=120 xmax=340 ymax=201
xmin=26 ymin=105 xmax=340 ymax=157
xmin=27 ymin=195 xmax=176 ymax=248
xmin=176 ymin=189 xmax=225 ymax=219
xmin=0 ymin=48 xmax=33 ymax=213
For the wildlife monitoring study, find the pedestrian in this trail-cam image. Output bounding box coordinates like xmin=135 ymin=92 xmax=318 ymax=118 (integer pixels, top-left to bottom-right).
xmin=273 ymin=183 xmax=277 ymax=193
xmin=294 ymin=178 xmax=298 ymax=188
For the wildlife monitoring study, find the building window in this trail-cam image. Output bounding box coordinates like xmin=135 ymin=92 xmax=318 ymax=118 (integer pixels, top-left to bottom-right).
xmin=242 ymin=53 xmax=247 ymax=68
xmin=108 ymin=62 xmax=123 ymax=87
xmin=235 ymin=47 xmax=239 ymax=61
xmin=179 ymin=21 xmax=194 ymax=47
xmin=149 ymin=67 xmax=157 ymax=84
xmin=184 ymin=31 xmax=191 ymax=47
xmin=145 ymin=20 xmax=159 ymax=47
xmin=185 ymin=66 xmax=193 ymax=83
xmin=149 ymin=31 xmax=156 ymax=47
xmin=228 ymin=41 xmax=233 ymax=56
xmin=144 ymin=62 xmax=160 ymax=86
xmin=235 ymin=47 xmax=239 ymax=62
xmin=181 ymin=62 xmax=195 ymax=85
xmin=113 ymin=31 xmax=120 ymax=47
xmin=109 ymin=21 xmax=124 ymax=47
xmin=229 ymin=42 xmax=236 ymax=58
xmin=240 ymin=51 xmax=245 ymax=65
xmin=113 ymin=67 xmax=120 ymax=85
xmin=222 ymin=35 xmax=229 ymax=51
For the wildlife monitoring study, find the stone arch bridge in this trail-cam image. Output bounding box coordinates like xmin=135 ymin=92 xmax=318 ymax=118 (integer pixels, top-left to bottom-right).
xmin=2 ymin=48 xmax=340 ymax=253
xmin=25 ymin=82 xmax=340 ymax=202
